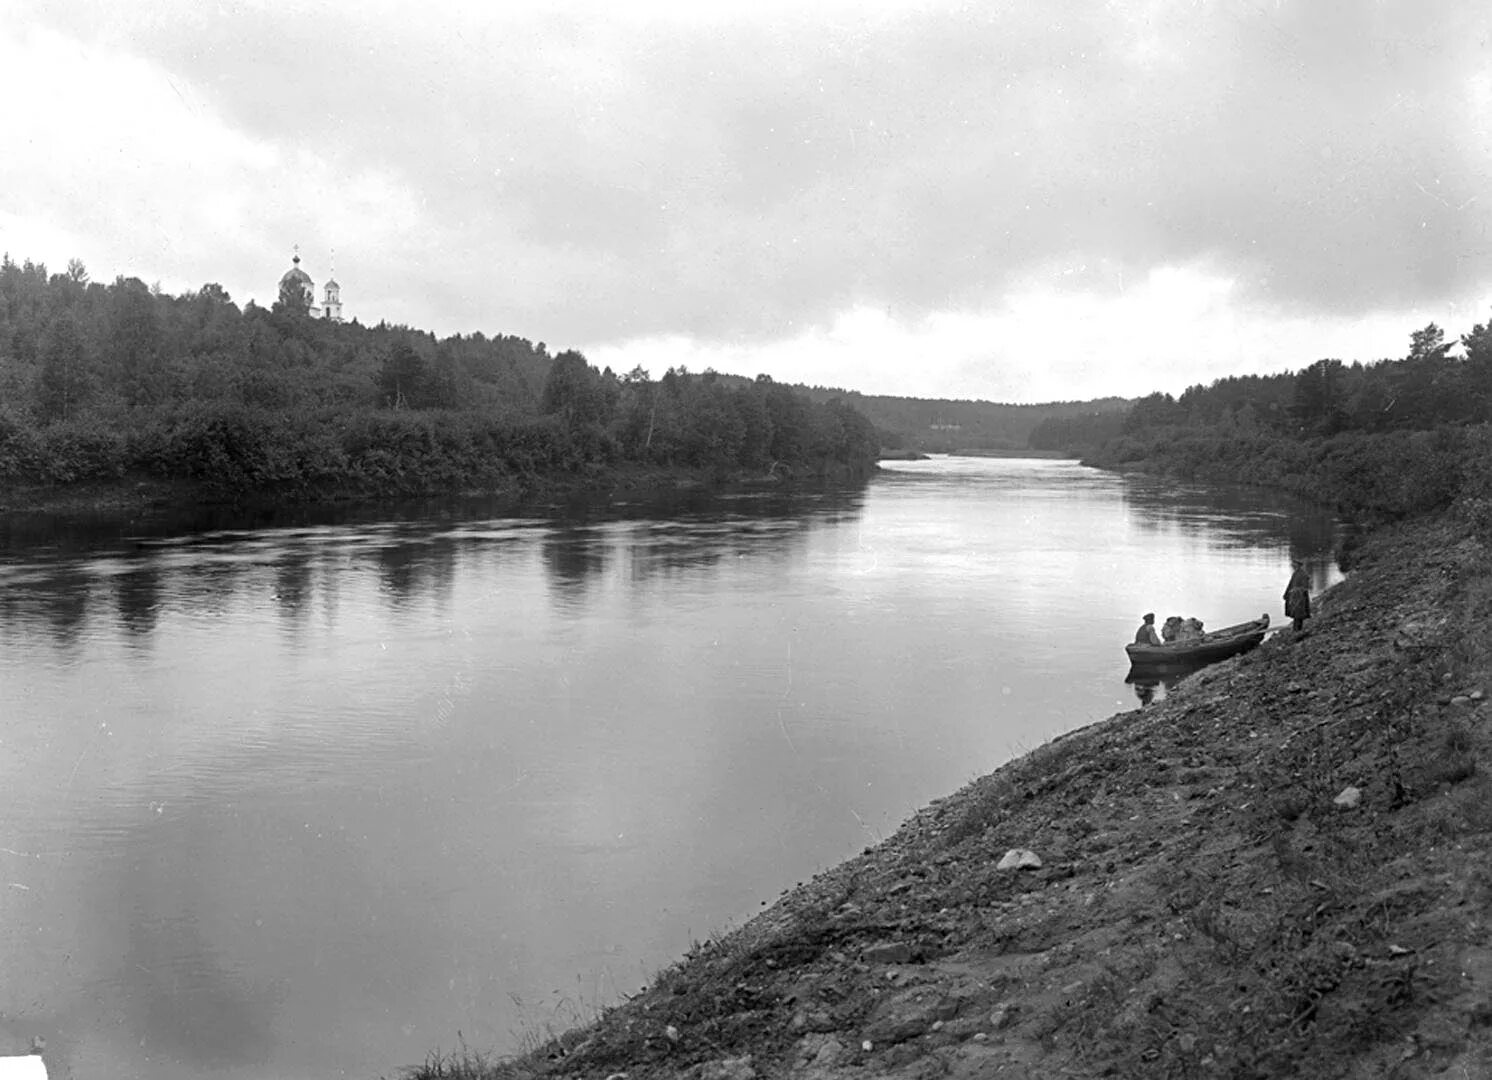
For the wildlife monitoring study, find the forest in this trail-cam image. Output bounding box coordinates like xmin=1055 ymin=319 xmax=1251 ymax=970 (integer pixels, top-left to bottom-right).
xmin=1029 ymin=321 xmax=1492 ymax=533
xmin=0 ymin=255 xmax=880 ymax=502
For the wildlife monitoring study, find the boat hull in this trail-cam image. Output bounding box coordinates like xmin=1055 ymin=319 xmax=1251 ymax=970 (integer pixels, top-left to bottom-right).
xmin=1125 ymin=615 xmax=1270 ymax=669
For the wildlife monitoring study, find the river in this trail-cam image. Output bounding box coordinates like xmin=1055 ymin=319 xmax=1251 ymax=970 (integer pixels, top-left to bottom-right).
xmin=0 ymin=457 xmax=1339 ymax=1078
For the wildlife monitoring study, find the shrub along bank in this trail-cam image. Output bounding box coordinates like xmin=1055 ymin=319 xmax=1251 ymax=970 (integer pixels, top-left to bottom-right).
xmin=1028 ymin=319 xmax=1492 ymax=536
xmin=1081 ymin=423 xmax=1491 ymax=531
xmin=0 ymin=402 xmax=879 ymax=511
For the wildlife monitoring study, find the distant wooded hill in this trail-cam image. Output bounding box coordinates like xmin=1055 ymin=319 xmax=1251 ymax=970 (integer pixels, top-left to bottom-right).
xmin=694 ymin=372 xmax=1129 ymax=451
xmin=788 ymin=387 xmax=1131 ymax=452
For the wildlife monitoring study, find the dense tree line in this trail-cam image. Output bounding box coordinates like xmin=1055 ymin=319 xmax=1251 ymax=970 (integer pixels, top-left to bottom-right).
xmin=1026 ymin=408 xmax=1128 ymax=452
xmin=1029 ymin=321 xmax=1492 ymax=531
xmin=0 ymin=255 xmax=878 ymax=500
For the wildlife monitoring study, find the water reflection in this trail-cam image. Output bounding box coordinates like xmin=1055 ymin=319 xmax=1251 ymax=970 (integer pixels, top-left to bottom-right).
xmin=1122 ymin=476 xmax=1338 ymax=569
xmin=543 ymin=523 xmax=611 ymax=604
xmin=172 ymin=561 xmax=250 ymax=620
xmin=4 ymin=576 xmax=93 ymax=647
xmin=115 ymin=565 xmax=164 ymax=639
xmin=0 ymin=490 xmax=873 ymax=649
xmin=272 ymin=555 xmax=313 ymax=614
xmin=0 ymin=465 xmax=1341 ymax=1079
xmin=374 ymin=531 xmax=455 ymax=608
xmin=1126 ymin=666 xmax=1196 ymax=706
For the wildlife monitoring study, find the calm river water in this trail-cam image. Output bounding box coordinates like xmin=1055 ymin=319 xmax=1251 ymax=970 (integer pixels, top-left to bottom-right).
xmin=0 ymin=457 xmax=1338 ymax=1079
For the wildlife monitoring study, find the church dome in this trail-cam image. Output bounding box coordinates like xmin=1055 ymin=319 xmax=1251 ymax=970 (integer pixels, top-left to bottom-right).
xmin=280 ymin=253 xmax=313 ymax=286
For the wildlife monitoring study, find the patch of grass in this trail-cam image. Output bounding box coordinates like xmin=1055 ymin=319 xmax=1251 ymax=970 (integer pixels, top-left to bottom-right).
xmin=399 ymin=1039 xmax=521 ymax=1080
xmin=1405 ymin=721 xmax=1481 ymax=789
xmin=937 ymin=774 xmax=1018 ymax=848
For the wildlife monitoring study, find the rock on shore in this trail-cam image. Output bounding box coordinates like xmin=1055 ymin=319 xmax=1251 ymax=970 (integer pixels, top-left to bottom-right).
xmin=431 ymin=515 xmax=1492 ymax=1080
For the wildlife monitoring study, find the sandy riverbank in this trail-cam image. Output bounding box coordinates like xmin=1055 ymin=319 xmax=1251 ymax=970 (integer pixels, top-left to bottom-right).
xmin=408 ymin=513 xmax=1492 ymax=1080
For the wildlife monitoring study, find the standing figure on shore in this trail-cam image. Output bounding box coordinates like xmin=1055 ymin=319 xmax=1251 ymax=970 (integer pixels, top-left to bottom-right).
xmin=1134 ymin=613 xmax=1162 ymax=646
xmin=1284 ymin=561 xmax=1311 ymax=633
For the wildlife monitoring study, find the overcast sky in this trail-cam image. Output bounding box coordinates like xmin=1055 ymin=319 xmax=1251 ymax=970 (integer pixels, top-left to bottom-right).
xmin=3 ymin=0 xmax=1490 ymax=403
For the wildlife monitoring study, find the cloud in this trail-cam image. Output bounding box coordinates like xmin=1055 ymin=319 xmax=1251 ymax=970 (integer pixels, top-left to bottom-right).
xmin=6 ymin=0 xmax=1492 ymax=398
xmin=0 ymin=17 xmax=432 ymax=310
xmin=590 ymin=259 xmax=1483 ymax=403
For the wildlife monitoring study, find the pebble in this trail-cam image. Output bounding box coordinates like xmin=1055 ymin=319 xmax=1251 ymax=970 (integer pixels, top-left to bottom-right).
xmin=1333 ymin=786 xmax=1362 ymax=809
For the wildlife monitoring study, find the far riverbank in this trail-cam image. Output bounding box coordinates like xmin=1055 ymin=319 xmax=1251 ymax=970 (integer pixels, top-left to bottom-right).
xmin=0 ymin=461 xmax=877 ymax=521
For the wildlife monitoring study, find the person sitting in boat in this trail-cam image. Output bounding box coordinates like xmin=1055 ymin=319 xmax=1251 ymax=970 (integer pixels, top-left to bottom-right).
xmin=1134 ymin=613 xmax=1162 ymax=646
xmin=1284 ymin=560 xmax=1311 ymax=632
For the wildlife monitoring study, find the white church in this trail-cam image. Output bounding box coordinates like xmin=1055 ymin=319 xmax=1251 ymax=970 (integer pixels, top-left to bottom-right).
xmin=278 ymin=247 xmax=343 ymax=321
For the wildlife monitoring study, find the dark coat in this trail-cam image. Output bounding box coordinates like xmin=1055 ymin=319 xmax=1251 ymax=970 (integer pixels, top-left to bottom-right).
xmin=1284 ymin=567 xmax=1311 ymax=620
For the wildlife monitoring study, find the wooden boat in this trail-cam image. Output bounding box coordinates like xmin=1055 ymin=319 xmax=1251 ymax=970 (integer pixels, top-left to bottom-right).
xmin=1126 ymin=613 xmax=1270 ymax=669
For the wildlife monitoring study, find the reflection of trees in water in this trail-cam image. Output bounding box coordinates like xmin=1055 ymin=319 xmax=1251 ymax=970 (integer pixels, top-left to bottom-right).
xmin=1 ymin=485 xmax=871 ymax=634
xmin=272 ymin=553 xmax=315 ymax=614
xmin=626 ymin=528 xmax=725 ymax=584
xmin=269 ymin=550 xmax=319 ymax=647
xmin=1121 ymin=478 xmax=1339 ymax=558
xmin=170 ymin=560 xmax=250 ymax=616
xmin=542 ymin=524 xmax=611 ymax=602
xmin=374 ymin=532 xmax=457 ymax=609
xmin=42 ymin=580 xmax=91 ymax=645
xmin=115 ymin=564 xmax=164 ymax=638
xmin=0 ymin=577 xmax=93 ymax=646
xmin=538 ymin=489 xmax=867 ymax=605
xmin=619 ymin=512 xmax=854 ymax=584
